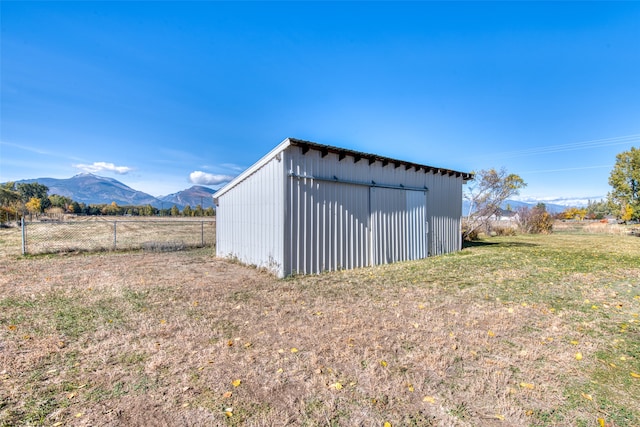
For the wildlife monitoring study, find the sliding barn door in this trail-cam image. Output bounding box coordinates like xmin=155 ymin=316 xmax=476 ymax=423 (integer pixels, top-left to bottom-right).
xmin=370 ymin=188 xmax=427 ymax=265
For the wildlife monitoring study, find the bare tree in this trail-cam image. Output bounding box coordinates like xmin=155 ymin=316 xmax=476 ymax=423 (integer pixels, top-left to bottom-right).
xmin=463 ymin=168 xmax=526 ymax=240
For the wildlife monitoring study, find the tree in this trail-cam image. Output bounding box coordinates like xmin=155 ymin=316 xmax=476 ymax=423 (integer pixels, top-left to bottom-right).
xmin=0 ymin=182 xmax=21 ymax=224
xmin=183 ymin=205 xmax=192 ymax=217
xmin=48 ymin=194 xmax=72 ymax=210
xmin=16 ymin=182 xmax=49 ymax=202
xmin=170 ymin=205 xmax=180 ymax=216
xmin=585 ymin=199 xmax=612 ymax=220
xmin=25 ymin=197 xmax=42 ymax=218
xmin=463 ymin=168 xmax=526 ymax=240
xmin=561 ymin=207 xmax=587 ymax=221
xmin=608 ymin=147 xmax=640 ymax=221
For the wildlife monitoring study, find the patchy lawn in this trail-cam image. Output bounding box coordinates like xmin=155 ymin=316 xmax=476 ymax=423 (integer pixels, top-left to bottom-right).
xmin=0 ymin=233 xmax=639 ymax=426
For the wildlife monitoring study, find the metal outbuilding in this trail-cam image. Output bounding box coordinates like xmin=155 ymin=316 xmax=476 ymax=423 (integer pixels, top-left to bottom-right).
xmin=213 ymin=138 xmax=472 ymax=277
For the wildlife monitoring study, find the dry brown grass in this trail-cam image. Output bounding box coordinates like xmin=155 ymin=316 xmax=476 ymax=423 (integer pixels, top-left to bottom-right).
xmin=1 ymin=232 xmax=639 ymax=426
xmin=0 ymin=217 xmax=215 ymax=257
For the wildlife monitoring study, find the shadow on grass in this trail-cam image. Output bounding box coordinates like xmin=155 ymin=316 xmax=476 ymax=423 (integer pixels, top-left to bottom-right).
xmin=463 ymin=240 xmax=539 ymax=249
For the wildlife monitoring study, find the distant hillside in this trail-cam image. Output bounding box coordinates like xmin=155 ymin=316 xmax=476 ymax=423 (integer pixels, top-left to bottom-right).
xmin=159 ymin=186 xmax=216 ymax=209
xmin=462 ymin=199 xmax=568 ymax=216
xmin=12 ymin=173 xmax=217 ymax=209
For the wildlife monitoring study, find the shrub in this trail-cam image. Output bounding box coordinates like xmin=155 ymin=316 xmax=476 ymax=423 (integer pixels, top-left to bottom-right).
xmin=517 ymin=204 xmax=553 ymax=234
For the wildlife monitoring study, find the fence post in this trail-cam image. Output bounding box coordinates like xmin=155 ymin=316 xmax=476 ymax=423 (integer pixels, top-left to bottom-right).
xmin=114 ymin=221 xmax=117 ymax=249
xmin=21 ymin=216 xmax=26 ymax=255
xmin=201 ymin=221 xmax=204 ymax=246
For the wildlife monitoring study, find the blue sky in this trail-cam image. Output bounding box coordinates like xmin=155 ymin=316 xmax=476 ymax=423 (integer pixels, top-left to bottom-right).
xmin=1 ymin=1 xmax=639 ymax=204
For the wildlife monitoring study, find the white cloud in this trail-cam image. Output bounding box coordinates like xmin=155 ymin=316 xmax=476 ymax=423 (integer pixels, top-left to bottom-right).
xmin=74 ymin=161 xmax=132 ymax=174
xmin=189 ymin=171 xmax=234 ymax=185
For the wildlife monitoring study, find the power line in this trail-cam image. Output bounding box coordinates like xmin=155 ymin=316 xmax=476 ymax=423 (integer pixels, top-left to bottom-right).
xmin=485 ymin=134 xmax=640 ymax=160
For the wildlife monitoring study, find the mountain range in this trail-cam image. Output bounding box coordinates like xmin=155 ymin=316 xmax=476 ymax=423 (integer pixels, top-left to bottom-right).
xmin=10 ymin=173 xmax=584 ymax=214
xmin=14 ymin=173 xmax=216 ymax=210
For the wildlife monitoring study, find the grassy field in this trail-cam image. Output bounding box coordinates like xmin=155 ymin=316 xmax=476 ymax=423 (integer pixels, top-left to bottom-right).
xmin=0 ymin=228 xmax=639 ymax=426
xmin=0 ymin=217 xmax=215 ymax=257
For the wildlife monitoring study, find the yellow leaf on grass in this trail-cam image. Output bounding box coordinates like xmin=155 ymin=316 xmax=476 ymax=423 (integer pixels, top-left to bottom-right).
xmin=570 ymin=340 xmax=579 ymax=345
xmin=232 ymin=379 xmax=241 ymax=387
xmin=580 ymin=393 xmax=593 ymax=401
xmin=222 ymin=391 xmax=233 ymax=398
xmin=225 ymin=408 xmax=233 ymax=417
xmin=631 ymin=372 xmax=640 ymax=378
xmin=380 ymin=360 xmax=388 ymax=367
xmin=330 ymin=382 xmax=343 ymax=390
xmin=598 ymin=418 xmax=605 ymax=427
xmin=423 ymin=396 xmax=436 ymax=403
xmin=494 ymin=414 xmax=505 ymax=420
xmin=8 ymin=325 xmax=16 ymax=331
xmin=488 ymin=330 xmax=495 ymax=337
xmin=290 ymin=347 xmax=298 ymax=353
xmin=407 ymin=383 xmax=414 ymax=392
xmin=575 ymin=352 xmax=583 ymax=361
xmin=384 ymin=422 xmax=392 ymax=427
xmin=519 ymin=382 xmax=535 ymax=390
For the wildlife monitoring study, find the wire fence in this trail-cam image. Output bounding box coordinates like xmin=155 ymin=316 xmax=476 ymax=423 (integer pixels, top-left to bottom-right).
xmin=21 ymin=218 xmax=215 ymax=255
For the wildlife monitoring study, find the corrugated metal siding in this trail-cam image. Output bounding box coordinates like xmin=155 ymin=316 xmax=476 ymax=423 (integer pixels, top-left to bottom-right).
xmin=216 ymin=154 xmax=285 ymax=276
xmin=283 ymin=146 xmax=462 ymax=275
xmin=216 ymin=141 xmax=464 ymax=277
xmin=426 ymin=172 xmax=463 ymax=256
xmin=371 ymin=188 xmax=427 ymax=264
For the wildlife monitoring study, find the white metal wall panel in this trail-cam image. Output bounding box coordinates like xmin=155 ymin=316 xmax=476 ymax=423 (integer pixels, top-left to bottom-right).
xmin=217 ymin=142 xmax=465 ymax=277
xmin=216 ymin=154 xmax=285 ymax=276
xmin=286 ymin=177 xmax=370 ymax=275
xmin=371 ymin=188 xmax=427 ymax=265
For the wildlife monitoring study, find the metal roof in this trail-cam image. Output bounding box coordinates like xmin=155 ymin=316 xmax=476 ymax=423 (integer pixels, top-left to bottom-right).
xmin=287 ymin=138 xmax=473 ymax=181
xmin=214 ymin=137 xmax=472 ymax=201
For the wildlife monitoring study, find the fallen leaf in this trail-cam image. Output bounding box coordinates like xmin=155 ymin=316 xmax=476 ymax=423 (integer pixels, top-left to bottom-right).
xmin=380 ymin=360 xmax=388 ymax=367
xmin=631 ymin=372 xmax=640 ymax=378
xmin=575 ymin=352 xmax=583 ymax=361
xmin=75 ymin=413 xmax=83 ymax=418
xmin=290 ymin=347 xmax=298 ymax=353
xmin=232 ymin=379 xmax=241 ymax=387
xmin=224 ymin=408 xmax=233 ymax=417
xmin=330 ymin=382 xmax=343 ymax=390
xmin=519 ymin=382 xmax=535 ymax=390
xmin=494 ymin=414 xmax=505 ymax=421
xmin=227 ymin=340 xmax=234 ymax=347
xmin=67 ymin=392 xmax=76 ymax=399
xmin=407 ymin=383 xmax=414 ymax=392
xmin=423 ymin=396 xmax=436 ymax=403
xmin=580 ymin=393 xmax=592 ymax=401
xmin=8 ymin=325 xmax=16 ymax=331
xmin=598 ymin=418 xmax=605 ymax=427
xmin=384 ymin=422 xmax=392 ymax=427
xmin=222 ymin=391 xmax=233 ymax=398
xmin=570 ymin=340 xmax=579 ymax=345
xmin=488 ymin=330 xmax=495 ymax=337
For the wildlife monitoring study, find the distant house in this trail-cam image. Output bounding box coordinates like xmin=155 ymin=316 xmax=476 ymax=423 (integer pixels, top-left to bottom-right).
xmin=213 ymin=138 xmax=472 ymax=277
